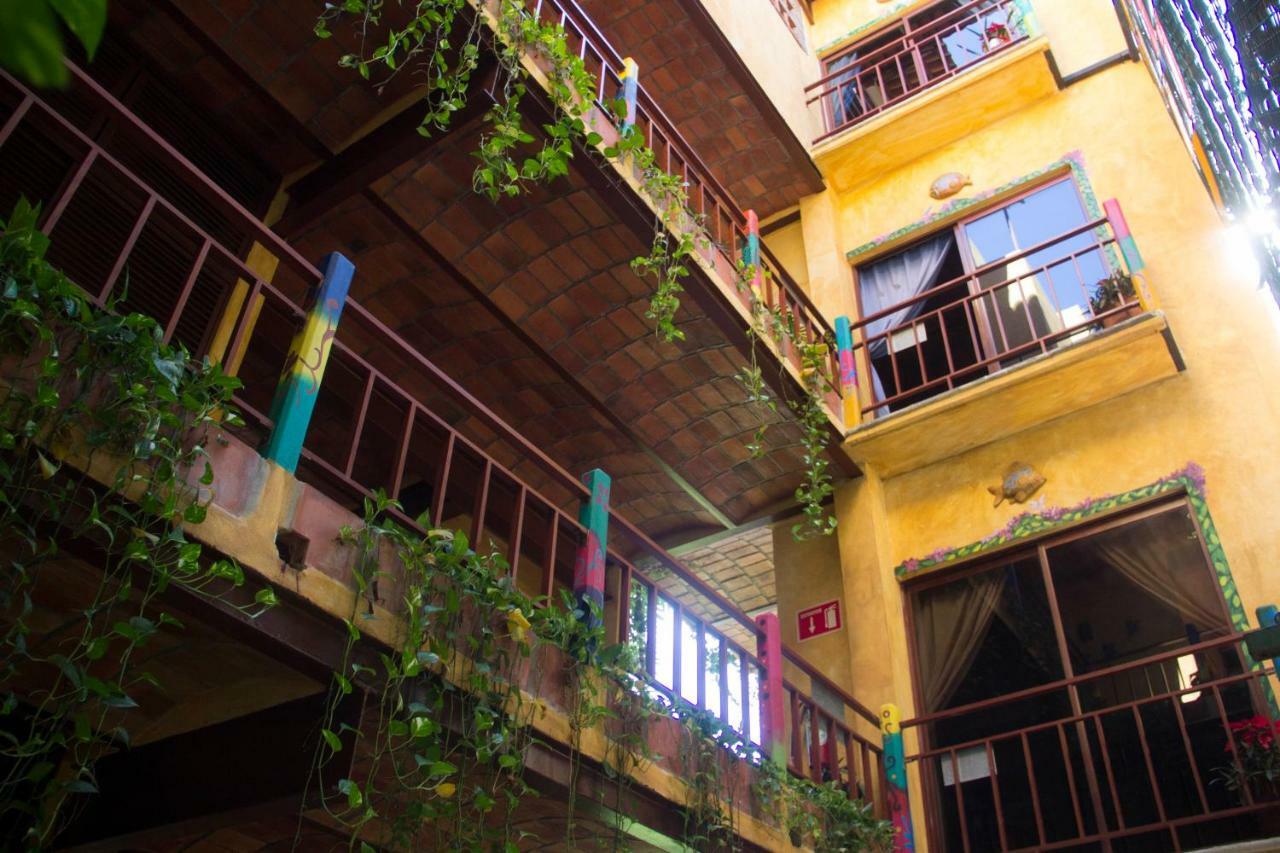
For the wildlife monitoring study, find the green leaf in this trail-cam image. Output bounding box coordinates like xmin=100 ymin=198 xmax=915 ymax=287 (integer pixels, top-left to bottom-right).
xmin=338 ymin=778 xmax=363 ymax=809
xmin=0 ymin=0 xmax=68 ymax=88
xmin=49 ymin=0 xmax=106 ymax=59
xmin=428 ymin=760 xmax=456 ymax=777
xmin=254 ymin=587 xmax=278 ymax=608
xmin=64 ymin=777 xmax=98 ymax=794
xmin=321 ymin=728 xmax=342 ymax=753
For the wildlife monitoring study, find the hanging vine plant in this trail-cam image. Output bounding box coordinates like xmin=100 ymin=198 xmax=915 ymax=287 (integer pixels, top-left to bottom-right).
xmin=0 ymin=200 xmax=276 ymax=848
xmin=313 ymin=0 xmax=837 ymax=537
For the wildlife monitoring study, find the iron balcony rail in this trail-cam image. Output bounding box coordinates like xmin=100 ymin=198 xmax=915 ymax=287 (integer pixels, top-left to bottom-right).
xmin=899 ymin=633 xmax=1280 ymax=852
xmin=0 ymin=61 xmax=879 ymax=807
xmin=806 ymin=0 xmax=1029 ymax=143
xmin=519 ymin=0 xmax=842 ymax=393
xmin=848 ymin=216 xmax=1140 ymax=419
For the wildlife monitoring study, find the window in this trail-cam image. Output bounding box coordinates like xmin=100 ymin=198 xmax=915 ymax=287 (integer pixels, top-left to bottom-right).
xmin=853 ymin=176 xmax=1121 ymax=413
xmin=905 ymin=501 xmax=1258 ymax=850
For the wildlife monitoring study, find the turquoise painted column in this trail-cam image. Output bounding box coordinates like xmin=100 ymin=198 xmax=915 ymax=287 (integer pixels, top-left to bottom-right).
xmin=755 ymin=613 xmax=787 ymax=766
xmin=573 ymin=469 xmax=611 ymax=634
xmin=263 ymin=252 xmax=354 ymax=473
xmin=881 ymin=703 xmax=916 ymax=852
xmin=835 ymin=315 xmax=861 ymax=428
xmin=1257 ymin=604 xmax=1280 ymax=673
xmin=619 ymin=58 xmax=639 ymax=135
xmin=1104 ymin=197 xmax=1158 ymax=309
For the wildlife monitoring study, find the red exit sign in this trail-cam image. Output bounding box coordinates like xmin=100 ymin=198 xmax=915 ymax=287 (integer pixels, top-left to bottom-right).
xmin=797 ymin=599 xmax=842 ymax=641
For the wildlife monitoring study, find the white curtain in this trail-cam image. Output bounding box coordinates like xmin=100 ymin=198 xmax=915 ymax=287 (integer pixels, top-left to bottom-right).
xmin=859 ymin=231 xmax=955 ymax=408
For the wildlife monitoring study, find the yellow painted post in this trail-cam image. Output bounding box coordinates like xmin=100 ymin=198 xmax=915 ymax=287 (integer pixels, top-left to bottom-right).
xmin=207 ymin=242 xmax=280 ymax=374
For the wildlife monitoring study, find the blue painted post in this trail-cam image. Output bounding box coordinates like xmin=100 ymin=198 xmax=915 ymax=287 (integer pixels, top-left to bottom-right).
xmin=573 ymin=469 xmax=611 ymax=634
xmin=262 ymin=253 xmax=355 ymax=473
xmin=619 ymin=58 xmax=639 ymax=135
xmin=1257 ymin=604 xmax=1280 ymax=672
xmin=881 ymin=703 xmax=916 ymax=852
xmin=835 ymin=316 xmax=861 ymax=428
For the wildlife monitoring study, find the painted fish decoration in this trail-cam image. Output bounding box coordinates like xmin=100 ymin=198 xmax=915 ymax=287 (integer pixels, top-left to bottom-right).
xmin=929 ymin=172 xmax=972 ymax=200
xmin=988 ymin=463 xmax=1045 ymax=507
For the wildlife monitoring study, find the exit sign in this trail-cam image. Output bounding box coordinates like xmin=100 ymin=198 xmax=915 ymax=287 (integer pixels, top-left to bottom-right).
xmin=797 ymin=599 xmax=842 ymax=641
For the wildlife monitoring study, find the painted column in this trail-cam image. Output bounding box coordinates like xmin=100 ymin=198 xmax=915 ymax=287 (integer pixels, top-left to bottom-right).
xmin=619 ymin=58 xmax=639 ymax=135
xmin=208 ymin=242 xmax=279 ymax=375
xmin=834 ymin=315 xmax=861 ymax=429
xmin=880 ymin=703 xmax=916 ymax=853
xmin=1104 ymin=198 xmax=1159 ymax=310
xmin=742 ymin=209 xmax=766 ymax=308
xmin=573 ymin=469 xmax=611 ymax=633
xmin=262 ymin=252 xmax=355 ymax=473
xmin=755 ymin=612 xmax=787 ymax=766
xmin=1257 ymin=604 xmax=1280 ymax=673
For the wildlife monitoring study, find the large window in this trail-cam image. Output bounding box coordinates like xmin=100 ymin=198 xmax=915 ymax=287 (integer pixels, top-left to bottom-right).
xmin=854 ymin=176 xmax=1119 ymax=413
xmin=905 ymin=501 xmax=1263 ymax=850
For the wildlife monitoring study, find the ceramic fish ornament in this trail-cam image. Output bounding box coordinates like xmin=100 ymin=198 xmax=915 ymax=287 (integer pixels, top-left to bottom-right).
xmin=988 ymin=463 xmax=1045 ymax=507
xmin=929 ymin=172 xmax=972 ymax=200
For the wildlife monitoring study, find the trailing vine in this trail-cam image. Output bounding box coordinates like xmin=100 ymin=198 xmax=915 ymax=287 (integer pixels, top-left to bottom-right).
xmin=0 ymin=200 xmax=275 ymax=848
xmin=315 ymin=0 xmax=837 ymax=537
xmin=753 ymin=758 xmax=893 ymax=852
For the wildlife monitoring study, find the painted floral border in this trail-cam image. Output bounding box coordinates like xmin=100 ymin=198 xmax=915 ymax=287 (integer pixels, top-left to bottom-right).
xmin=846 ymin=151 xmax=1104 ymax=264
xmin=893 ymin=462 xmax=1249 ymax=630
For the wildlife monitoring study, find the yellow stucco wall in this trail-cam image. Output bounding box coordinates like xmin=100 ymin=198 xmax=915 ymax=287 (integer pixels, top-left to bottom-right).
xmin=697 ymin=0 xmax=821 ymax=143
xmin=764 ymin=1 xmax=1280 ymax=844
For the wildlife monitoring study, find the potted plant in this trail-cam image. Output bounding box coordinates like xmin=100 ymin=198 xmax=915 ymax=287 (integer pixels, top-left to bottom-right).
xmin=1089 ymin=271 xmax=1139 ymax=328
xmin=984 ymin=21 xmax=1013 ymax=51
xmin=1215 ymin=716 xmax=1280 ymax=800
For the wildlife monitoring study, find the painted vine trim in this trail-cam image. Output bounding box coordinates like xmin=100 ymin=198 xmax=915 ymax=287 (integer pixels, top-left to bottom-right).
xmin=846 ymin=151 xmax=1102 ymax=264
xmin=891 ymin=462 xmax=1249 ymax=635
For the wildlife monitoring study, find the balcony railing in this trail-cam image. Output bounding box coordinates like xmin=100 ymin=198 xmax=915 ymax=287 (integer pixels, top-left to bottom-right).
xmin=0 ymin=59 xmax=879 ymax=820
xmin=521 ymin=0 xmax=842 ymax=395
xmin=806 ymin=0 xmax=1030 ymax=143
xmin=900 ymin=633 xmax=1280 ymax=851
xmin=849 ymin=216 xmax=1141 ymax=420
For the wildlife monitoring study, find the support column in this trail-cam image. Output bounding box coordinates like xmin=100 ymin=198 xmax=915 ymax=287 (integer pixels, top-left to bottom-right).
xmin=619 ymin=58 xmax=639 ymax=135
xmin=1104 ymin=198 xmax=1158 ymax=310
xmin=573 ymin=469 xmax=611 ymax=634
xmin=755 ymin=613 xmax=787 ymax=766
xmin=207 ymin=242 xmax=279 ymax=375
xmin=1257 ymin=604 xmax=1280 ymax=671
xmin=834 ymin=315 xmax=861 ymax=429
xmin=262 ymin=253 xmax=355 ymax=473
xmin=880 ymin=703 xmax=916 ymax=852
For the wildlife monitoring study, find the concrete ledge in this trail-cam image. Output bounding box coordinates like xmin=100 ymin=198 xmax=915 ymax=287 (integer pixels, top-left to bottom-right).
xmin=843 ymin=312 xmax=1183 ymax=477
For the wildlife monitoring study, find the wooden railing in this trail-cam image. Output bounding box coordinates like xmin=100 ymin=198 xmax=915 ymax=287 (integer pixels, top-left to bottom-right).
xmin=806 ymin=0 xmax=1029 ymax=142
xmin=848 ymin=216 xmax=1139 ymax=419
xmin=0 ymin=59 xmax=878 ymax=814
xmin=901 ymin=633 xmax=1280 ymax=851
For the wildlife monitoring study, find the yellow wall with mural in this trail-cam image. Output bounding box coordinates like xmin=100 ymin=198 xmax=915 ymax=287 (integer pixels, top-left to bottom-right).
xmin=761 ymin=0 xmax=1280 ymax=843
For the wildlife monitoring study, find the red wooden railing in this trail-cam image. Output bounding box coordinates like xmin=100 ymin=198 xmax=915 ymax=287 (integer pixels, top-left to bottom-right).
xmin=517 ymin=0 xmax=842 ymax=395
xmin=849 ymin=216 xmax=1140 ymax=419
xmin=0 ymin=59 xmax=881 ymax=815
xmin=806 ymin=0 xmax=1028 ymax=142
xmin=900 ymin=633 xmax=1280 ymax=852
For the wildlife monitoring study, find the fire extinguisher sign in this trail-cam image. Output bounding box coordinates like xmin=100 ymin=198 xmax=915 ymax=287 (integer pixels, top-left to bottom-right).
xmin=797 ymin=599 xmax=842 ymax=641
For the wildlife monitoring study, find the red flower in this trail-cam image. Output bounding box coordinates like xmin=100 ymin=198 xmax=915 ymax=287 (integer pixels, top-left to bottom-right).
xmin=1230 ymin=720 xmax=1249 ymax=732
xmin=1250 ymin=715 xmax=1268 ymax=728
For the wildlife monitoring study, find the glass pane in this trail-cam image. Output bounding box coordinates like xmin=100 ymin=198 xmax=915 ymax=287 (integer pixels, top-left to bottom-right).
xmin=1046 ymin=506 xmax=1233 ymax=687
xmin=964 ymin=180 xmax=1100 ymax=354
xmin=912 ymin=556 xmax=1064 ymax=719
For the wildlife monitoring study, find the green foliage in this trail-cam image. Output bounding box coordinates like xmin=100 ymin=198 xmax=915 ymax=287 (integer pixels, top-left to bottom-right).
xmin=311 ymin=494 xmax=655 ymax=850
xmin=753 ymin=759 xmax=894 ymax=852
xmin=0 ymin=0 xmax=107 ymax=88
xmin=0 ymin=199 xmax=272 ymax=848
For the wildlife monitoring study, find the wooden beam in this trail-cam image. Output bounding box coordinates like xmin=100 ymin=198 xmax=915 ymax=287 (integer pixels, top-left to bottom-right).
xmin=274 ymin=66 xmax=495 ymax=239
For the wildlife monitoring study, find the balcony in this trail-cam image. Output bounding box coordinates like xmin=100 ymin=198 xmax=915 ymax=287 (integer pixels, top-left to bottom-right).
xmin=842 ymin=211 xmax=1184 ymax=476
xmin=806 ymin=0 xmax=1055 ymax=190
xmin=0 ymin=51 xmax=883 ymax=850
xmin=900 ymin=632 xmax=1280 ymax=851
